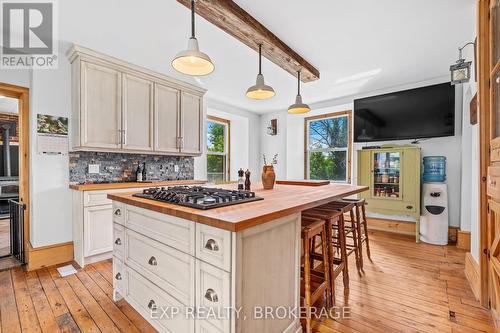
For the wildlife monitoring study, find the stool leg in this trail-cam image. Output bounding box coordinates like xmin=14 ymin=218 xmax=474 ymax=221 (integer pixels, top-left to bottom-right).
xmin=303 ymin=232 xmax=312 ymax=333
xmin=338 ymin=215 xmax=349 ymax=290
xmin=361 ymin=204 xmax=372 ymax=261
xmin=310 ymin=235 xmax=316 ymax=269
xmin=349 ymin=209 xmax=361 ymax=274
xmin=327 ymin=219 xmax=336 ymax=306
xmin=354 ymin=205 xmax=364 ymax=272
xmin=321 ymin=224 xmax=332 ymax=308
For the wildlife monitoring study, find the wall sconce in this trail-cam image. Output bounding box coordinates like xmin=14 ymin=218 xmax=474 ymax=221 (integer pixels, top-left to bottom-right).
xmin=450 ymin=40 xmax=476 ymax=85
xmin=267 ymin=119 xmax=277 ymax=136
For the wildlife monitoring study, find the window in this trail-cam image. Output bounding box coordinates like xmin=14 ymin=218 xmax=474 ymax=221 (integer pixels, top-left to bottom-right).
xmin=305 ymin=111 xmax=352 ymax=183
xmin=207 ymin=116 xmax=230 ymax=184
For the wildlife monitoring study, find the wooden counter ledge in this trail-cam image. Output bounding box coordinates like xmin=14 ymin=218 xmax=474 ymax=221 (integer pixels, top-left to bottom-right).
xmin=69 ymin=179 xmax=207 ymax=191
xmin=107 ymin=183 xmax=368 ymax=232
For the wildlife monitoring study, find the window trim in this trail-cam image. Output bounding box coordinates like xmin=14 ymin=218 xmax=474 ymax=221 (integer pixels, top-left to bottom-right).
xmin=207 ymin=115 xmax=231 ymax=182
xmin=304 ymin=110 xmax=352 ymax=183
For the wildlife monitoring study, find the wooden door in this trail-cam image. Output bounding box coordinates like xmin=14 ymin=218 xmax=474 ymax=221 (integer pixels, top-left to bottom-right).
xmin=154 ymin=83 xmax=180 ymax=153
xmin=485 ymin=0 xmax=500 ymax=324
xmin=180 ymin=92 xmax=203 ymax=155
xmin=122 ymin=73 xmax=154 ymax=151
xmin=81 ymin=61 xmax=122 ymax=149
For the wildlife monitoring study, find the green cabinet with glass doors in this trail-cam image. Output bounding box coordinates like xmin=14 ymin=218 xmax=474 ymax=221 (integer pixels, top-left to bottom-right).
xmin=357 ymin=146 xmax=421 ymax=242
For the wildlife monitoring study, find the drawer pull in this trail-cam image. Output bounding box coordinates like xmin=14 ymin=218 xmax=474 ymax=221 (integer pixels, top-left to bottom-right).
xmin=114 ymin=238 xmax=122 ymax=245
xmin=148 ymin=256 xmax=158 ymax=266
xmin=115 ymin=273 xmax=122 ymax=280
xmin=204 ymin=288 xmax=219 ymax=303
xmin=148 ymin=299 xmax=157 ymax=310
xmin=406 ymin=205 xmax=413 ymax=210
xmin=204 ymin=239 xmax=219 ymax=251
xmin=114 ymin=209 xmax=121 ymax=216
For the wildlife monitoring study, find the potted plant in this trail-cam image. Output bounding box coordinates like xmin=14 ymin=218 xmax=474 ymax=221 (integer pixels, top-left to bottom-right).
xmin=262 ymin=154 xmax=278 ymax=190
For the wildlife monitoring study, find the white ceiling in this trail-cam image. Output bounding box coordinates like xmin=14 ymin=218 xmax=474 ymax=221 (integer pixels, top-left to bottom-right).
xmin=59 ymin=0 xmax=476 ymax=113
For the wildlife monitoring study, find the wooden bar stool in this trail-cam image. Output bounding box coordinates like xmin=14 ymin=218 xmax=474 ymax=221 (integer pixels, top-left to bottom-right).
xmin=341 ymin=198 xmax=371 ymax=261
xmin=300 ymin=216 xmax=331 ymax=333
xmin=318 ymin=201 xmax=363 ymax=273
xmin=302 ymin=208 xmax=347 ymax=305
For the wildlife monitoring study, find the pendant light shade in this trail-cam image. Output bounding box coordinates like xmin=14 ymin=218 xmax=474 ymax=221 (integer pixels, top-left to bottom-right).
xmin=246 ymin=44 xmax=275 ymax=99
xmin=172 ymin=0 xmax=214 ymax=76
xmin=288 ymin=71 xmax=310 ymax=114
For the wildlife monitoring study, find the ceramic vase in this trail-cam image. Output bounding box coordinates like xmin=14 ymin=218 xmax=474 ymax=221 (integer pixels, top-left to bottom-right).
xmin=261 ymin=165 xmax=276 ymax=190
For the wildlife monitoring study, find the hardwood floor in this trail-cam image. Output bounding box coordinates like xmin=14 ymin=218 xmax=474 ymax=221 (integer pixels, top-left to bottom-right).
xmin=0 ymin=218 xmax=10 ymax=256
xmin=0 ymin=230 xmax=495 ymax=333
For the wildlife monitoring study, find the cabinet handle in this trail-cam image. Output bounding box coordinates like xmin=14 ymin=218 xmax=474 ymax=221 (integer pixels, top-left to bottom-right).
xmin=204 ymin=239 xmax=219 ymax=251
xmin=114 ymin=238 xmax=121 ymax=245
xmin=406 ymin=205 xmax=413 ymax=210
xmin=148 ymin=300 xmax=157 ymax=310
xmin=179 ymin=136 xmax=184 ymax=149
xmin=117 ymin=129 xmax=122 ymax=145
xmin=114 ymin=209 xmax=121 ymax=216
xmin=204 ymin=288 xmax=219 ymax=303
xmin=148 ymin=256 xmax=157 ymax=266
xmin=123 ymin=129 xmax=127 ymax=146
xmin=115 ymin=273 xmax=122 ymax=280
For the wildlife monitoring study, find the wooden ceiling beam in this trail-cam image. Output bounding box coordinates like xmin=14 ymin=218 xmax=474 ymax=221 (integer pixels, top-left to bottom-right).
xmin=177 ymin=0 xmax=320 ymax=82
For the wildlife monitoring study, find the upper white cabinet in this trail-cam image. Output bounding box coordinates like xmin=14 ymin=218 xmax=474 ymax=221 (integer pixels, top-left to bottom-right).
xmin=180 ymin=92 xmax=203 ymax=155
xmin=122 ymin=74 xmax=154 ymax=151
xmin=80 ymin=62 xmax=122 ymax=149
xmin=68 ymin=44 xmax=206 ymax=156
xmin=154 ymin=83 xmax=180 ymax=154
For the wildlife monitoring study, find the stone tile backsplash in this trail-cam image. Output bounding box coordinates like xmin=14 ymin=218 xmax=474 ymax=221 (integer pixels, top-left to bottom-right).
xmin=69 ymin=151 xmax=194 ymax=184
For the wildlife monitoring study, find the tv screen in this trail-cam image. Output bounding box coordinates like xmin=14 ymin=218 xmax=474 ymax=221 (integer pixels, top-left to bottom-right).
xmin=353 ymin=83 xmax=455 ymax=142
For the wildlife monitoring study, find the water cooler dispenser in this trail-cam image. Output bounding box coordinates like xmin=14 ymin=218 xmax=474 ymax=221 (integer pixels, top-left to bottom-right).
xmin=420 ymin=156 xmax=449 ymax=245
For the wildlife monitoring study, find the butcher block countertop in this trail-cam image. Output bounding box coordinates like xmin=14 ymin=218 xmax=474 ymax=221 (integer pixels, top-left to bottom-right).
xmin=107 ymin=183 xmax=368 ymax=232
xmin=69 ymin=179 xmax=206 ymax=191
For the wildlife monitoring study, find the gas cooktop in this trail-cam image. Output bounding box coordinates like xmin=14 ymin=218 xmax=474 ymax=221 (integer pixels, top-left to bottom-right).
xmin=132 ymin=186 xmax=263 ymax=210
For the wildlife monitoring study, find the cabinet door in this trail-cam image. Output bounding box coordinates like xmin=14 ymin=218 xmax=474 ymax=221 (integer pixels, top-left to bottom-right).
xmin=84 ymin=205 xmax=113 ymax=257
xmin=81 ymin=61 xmax=122 ymax=149
xmin=180 ymin=92 xmax=202 ymax=155
xmin=154 ymin=83 xmax=180 ymax=153
xmin=122 ymin=74 xmax=154 ymax=151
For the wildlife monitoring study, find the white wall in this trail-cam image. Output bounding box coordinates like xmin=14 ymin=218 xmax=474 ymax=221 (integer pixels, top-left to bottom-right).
xmin=260 ymin=111 xmax=287 ymax=179
xmin=29 ymin=46 xmax=73 ymax=247
xmin=194 ymin=98 xmax=261 ymax=183
xmin=261 ymin=78 xmax=464 ymax=227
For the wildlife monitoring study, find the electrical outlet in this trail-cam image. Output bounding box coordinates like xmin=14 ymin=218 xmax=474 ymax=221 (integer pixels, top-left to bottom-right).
xmin=88 ymin=164 xmax=100 ymax=174
xmin=174 ymin=165 xmax=179 ymax=172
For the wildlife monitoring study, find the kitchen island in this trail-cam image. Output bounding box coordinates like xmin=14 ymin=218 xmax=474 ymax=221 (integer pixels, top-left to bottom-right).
xmin=108 ymin=183 xmax=368 ymax=333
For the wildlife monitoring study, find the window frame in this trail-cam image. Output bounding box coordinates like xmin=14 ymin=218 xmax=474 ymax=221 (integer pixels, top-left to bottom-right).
xmin=206 ymin=115 xmax=231 ymax=183
xmin=304 ymin=110 xmax=352 ymax=183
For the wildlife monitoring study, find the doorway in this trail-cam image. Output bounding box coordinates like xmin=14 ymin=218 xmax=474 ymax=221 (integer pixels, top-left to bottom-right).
xmin=0 ymin=82 xmax=29 ymax=270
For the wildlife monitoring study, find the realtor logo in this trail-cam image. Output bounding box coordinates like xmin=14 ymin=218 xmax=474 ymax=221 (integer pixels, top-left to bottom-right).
xmin=1 ymin=0 xmax=57 ymax=68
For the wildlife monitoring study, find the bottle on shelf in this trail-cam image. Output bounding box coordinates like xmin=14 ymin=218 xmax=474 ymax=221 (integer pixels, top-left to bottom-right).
xmin=136 ymin=163 xmax=143 ymax=182
xmin=142 ymin=162 xmax=147 ymax=181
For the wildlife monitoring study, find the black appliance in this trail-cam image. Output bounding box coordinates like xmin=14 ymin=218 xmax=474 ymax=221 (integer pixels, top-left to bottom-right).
xmin=354 ymin=83 xmax=455 ymax=142
xmin=133 ymin=186 xmax=264 ymax=210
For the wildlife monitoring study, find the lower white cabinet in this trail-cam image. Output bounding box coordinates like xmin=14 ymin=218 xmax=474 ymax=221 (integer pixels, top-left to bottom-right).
xmin=111 ymin=203 xmax=302 ymax=333
xmin=114 ymin=203 xmax=232 ymax=333
xmin=84 ymin=204 xmax=113 ymax=257
xmin=72 ymin=188 xmax=144 ymax=267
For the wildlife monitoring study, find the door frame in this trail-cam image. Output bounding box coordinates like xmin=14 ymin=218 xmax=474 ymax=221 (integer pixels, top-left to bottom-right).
xmin=0 ymin=82 xmax=30 ymax=266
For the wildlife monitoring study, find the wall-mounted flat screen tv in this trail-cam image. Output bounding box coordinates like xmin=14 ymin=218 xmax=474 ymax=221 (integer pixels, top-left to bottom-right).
xmin=353 ymin=83 xmax=455 ymax=142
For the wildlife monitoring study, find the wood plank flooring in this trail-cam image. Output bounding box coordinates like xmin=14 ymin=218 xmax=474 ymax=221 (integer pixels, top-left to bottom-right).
xmin=0 ymin=230 xmax=495 ymax=333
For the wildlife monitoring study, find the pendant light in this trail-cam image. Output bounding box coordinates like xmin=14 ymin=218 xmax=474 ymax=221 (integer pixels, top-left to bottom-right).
xmin=246 ymin=44 xmax=275 ymax=99
xmin=172 ymin=0 xmax=214 ymax=76
xmin=288 ymin=71 xmax=310 ymax=114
